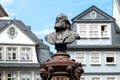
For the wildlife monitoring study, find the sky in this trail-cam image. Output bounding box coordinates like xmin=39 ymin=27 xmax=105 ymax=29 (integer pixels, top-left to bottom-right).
xmin=0 ymin=0 xmax=113 ymax=52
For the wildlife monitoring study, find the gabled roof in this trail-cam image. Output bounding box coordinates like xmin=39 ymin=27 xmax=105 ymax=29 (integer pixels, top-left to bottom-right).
xmin=0 ymin=4 xmax=8 ymax=17
xmin=0 ymin=19 xmax=41 ymax=44
xmin=72 ymin=5 xmax=115 ymax=23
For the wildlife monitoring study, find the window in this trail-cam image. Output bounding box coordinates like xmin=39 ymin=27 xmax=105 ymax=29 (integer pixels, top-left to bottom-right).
xmin=78 ymin=25 xmax=87 ymax=38
xmin=51 ymin=76 xmax=70 ymax=80
xmin=101 ymin=25 xmax=108 ymax=37
xmin=90 ymin=51 xmax=101 ymax=64
xmin=107 ymin=77 xmax=116 ymax=80
xmin=21 ymin=48 xmax=32 ymax=60
xmin=90 ymin=11 xmax=97 ymax=19
xmin=6 ymin=72 xmax=17 ymax=80
xmin=89 ymin=25 xmax=99 ymax=38
xmin=92 ymin=77 xmax=100 ymax=80
xmin=105 ymin=52 xmax=116 ymax=64
xmin=0 ymin=48 xmax=3 ymax=60
xmin=77 ymin=24 xmax=109 ymax=38
xmin=80 ymin=77 xmax=86 ymax=80
xmin=20 ymin=73 xmax=31 ymax=80
xmin=0 ymin=73 xmax=3 ymax=80
xmin=6 ymin=48 xmax=17 ymax=60
xmin=34 ymin=73 xmax=41 ymax=80
xmin=75 ymin=51 xmax=86 ymax=64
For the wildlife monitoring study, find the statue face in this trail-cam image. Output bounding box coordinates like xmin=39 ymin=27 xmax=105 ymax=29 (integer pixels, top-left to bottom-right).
xmin=56 ymin=15 xmax=66 ymax=22
xmin=54 ymin=14 xmax=67 ymax=31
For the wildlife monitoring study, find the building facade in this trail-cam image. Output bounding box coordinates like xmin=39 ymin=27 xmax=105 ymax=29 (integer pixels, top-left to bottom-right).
xmin=0 ymin=5 xmax=51 ymax=80
xmin=67 ymin=6 xmax=120 ymax=80
xmin=113 ymin=0 xmax=120 ymax=28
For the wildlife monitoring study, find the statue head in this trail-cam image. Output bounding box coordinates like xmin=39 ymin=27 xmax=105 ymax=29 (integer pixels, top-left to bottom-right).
xmin=54 ymin=13 xmax=71 ymax=32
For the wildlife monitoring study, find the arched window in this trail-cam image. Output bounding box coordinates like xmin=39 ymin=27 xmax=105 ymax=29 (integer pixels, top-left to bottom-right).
xmin=90 ymin=11 xmax=97 ymax=19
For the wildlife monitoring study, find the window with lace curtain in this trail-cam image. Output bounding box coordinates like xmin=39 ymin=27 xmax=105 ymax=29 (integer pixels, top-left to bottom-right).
xmin=20 ymin=73 xmax=31 ymax=80
xmin=21 ymin=48 xmax=32 ymax=61
xmin=34 ymin=73 xmax=41 ymax=80
xmin=107 ymin=77 xmax=116 ymax=80
xmin=91 ymin=77 xmax=100 ymax=80
xmin=75 ymin=51 xmax=86 ymax=64
xmin=77 ymin=24 xmax=109 ymax=38
xmin=80 ymin=77 xmax=86 ymax=80
xmin=90 ymin=51 xmax=101 ymax=65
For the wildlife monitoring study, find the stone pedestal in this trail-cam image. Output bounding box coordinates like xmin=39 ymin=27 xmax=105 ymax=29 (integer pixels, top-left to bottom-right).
xmin=40 ymin=52 xmax=84 ymax=80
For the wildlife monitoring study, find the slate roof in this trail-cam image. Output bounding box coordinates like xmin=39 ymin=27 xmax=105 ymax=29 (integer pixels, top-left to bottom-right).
xmin=112 ymin=22 xmax=120 ymax=32
xmin=0 ymin=19 xmax=41 ymax=44
xmin=71 ymin=5 xmax=115 ymax=23
xmin=68 ymin=45 xmax=120 ymax=50
xmin=0 ymin=63 xmax=40 ymax=68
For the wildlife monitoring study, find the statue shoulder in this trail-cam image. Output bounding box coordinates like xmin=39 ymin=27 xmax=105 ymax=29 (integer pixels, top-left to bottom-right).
xmin=45 ymin=32 xmax=56 ymax=44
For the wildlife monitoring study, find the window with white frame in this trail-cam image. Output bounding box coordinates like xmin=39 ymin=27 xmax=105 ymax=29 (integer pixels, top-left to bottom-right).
xmin=90 ymin=51 xmax=101 ymax=64
xmin=105 ymin=52 xmax=116 ymax=64
xmin=34 ymin=73 xmax=41 ymax=80
xmin=107 ymin=77 xmax=116 ymax=80
xmin=6 ymin=72 xmax=17 ymax=80
xmin=21 ymin=48 xmax=32 ymax=60
xmin=6 ymin=47 xmax=17 ymax=60
xmin=0 ymin=47 xmax=3 ymax=60
xmin=75 ymin=51 xmax=86 ymax=64
xmin=20 ymin=72 xmax=31 ymax=80
xmin=0 ymin=73 xmax=3 ymax=80
xmin=101 ymin=25 xmax=108 ymax=37
xmin=77 ymin=24 xmax=109 ymax=38
xmin=91 ymin=77 xmax=100 ymax=80
xmin=80 ymin=77 xmax=86 ymax=80
xmin=89 ymin=25 xmax=99 ymax=38
xmin=78 ymin=25 xmax=87 ymax=38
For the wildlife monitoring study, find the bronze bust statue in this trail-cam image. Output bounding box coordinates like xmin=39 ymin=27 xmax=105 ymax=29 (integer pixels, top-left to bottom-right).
xmin=45 ymin=13 xmax=80 ymax=52
xmin=40 ymin=14 xmax=83 ymax=80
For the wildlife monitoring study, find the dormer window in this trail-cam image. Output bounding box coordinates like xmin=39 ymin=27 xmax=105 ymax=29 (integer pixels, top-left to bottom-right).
xmin=7 ymin=27 xmax=18 ymax=39
xmin=77 ymin=23 xmax=110 ymax=38
xmin=90 ymin=11 xmax=97 ymax=19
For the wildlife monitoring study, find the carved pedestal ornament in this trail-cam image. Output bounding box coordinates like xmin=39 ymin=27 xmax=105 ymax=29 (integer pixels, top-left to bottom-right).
xmin=40 ymin=14 xmax=84 ymax=80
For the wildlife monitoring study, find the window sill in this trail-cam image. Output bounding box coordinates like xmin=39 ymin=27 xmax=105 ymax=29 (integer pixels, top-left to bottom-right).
xmin=81 ymin=64 xmax=86 ymax=66
xmin=89 ymin=37 xmax=99 ymax=39
xmin=101 ymin=37 xmax=109 ymax=39
xmin=106 ymin=63 xmax=116 ymax=66
xmin=90 ymin=63 xmax=101 ymax=66
xmin=80 ymin=37 xmax=88 ymax=39
xmin=6 ymin=60 xmax=18 ymax=61
xmin=20 ymin=60 xmax=32 ymax=62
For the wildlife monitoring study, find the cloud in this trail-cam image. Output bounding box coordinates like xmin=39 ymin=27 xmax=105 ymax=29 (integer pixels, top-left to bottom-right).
xmin=34 ymin=29 xmax=54 ymax=35
xmin=0 ymin=0 xmax=14 ymax=5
